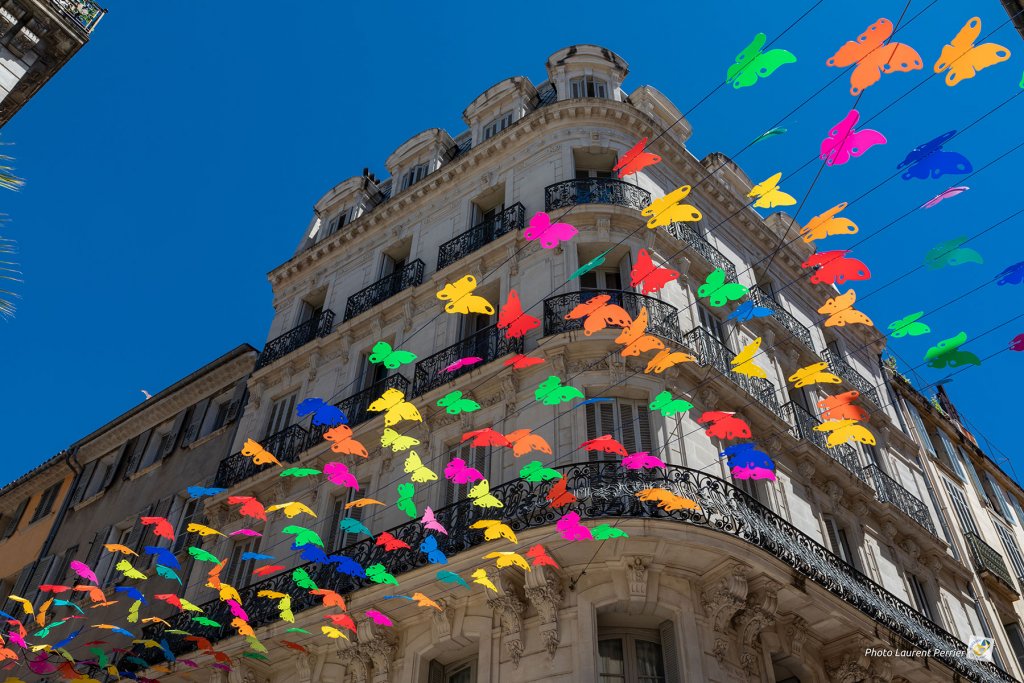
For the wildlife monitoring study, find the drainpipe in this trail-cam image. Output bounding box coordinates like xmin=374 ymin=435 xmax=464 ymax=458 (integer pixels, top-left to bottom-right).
xmin=37 ymin=446 xmax=82 ymax=559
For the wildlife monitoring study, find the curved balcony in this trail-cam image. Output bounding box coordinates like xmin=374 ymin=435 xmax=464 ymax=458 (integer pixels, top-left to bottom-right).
xmin=437 ymin=203 xmax=526 ymax=271
xmin=213 ymin=423 xmax=308 ymax=488
xmin=821 ymin=348 xmax=881 ymax=406
xmin=344 ymin=259 xmax=425 ymax=322
xmin=782 ymin=401 xmax=865 ymax=482
xmin=863 ymin=464 xmax=935 ymax=534
xmin=544 ymin=178 xmax=651 ymax=213
xmin=663 ymin=222 xmax=738 ymax=282
xmin=543 ymin=289 xmax=682 ymax=343
xmin=255 ymin=309 xmax=335 ymax=370
xmin=748 ymin=286 xmax=814 ymax=350
xmin=131 ymin=462 xmax=1016 ymax=683
xmin=682 ymin=326 xmax=781 ymax=416
xmin=412 ymin=324 xmax=523 ymax=396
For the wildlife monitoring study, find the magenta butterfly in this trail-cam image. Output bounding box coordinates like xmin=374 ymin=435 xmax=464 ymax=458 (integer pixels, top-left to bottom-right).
xmin=524 ymin=212 xmax=578 ymax=249
xmin=820 ymin=109 xmax=886 ymax=166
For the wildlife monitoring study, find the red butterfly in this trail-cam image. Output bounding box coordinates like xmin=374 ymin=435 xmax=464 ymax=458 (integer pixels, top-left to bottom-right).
xmin=497 ymin=289 xmax=541 ymax=339
xmin=613 ymin=137 xmax=662 ymax=178
xmin=525 ymin=544 xmax=560 ymax=568
xmin=818 ymin=391 xmax=869 ymax=422
xmin=546 ymin=477 xmax=577 ymax=508
xmin=139 ymin=516 xmax=175 ymax=541
xmin=461 ymin=428 xmax=511 ymax=448
xmin=324 ymin=613 xmax=357 ymax=632
xmin=630 ymin=249 xmax=680 ymax=295
xmin=504 ymin=354 xmax=545 ymax=369
xmin=252 ymin=565 xmax=285 ymax=577
xmin=580 ymin=435 xmax=628 ymax=457
xmin=375 ymin=532 xmax=411 ymax=552
xmin=696 ymin=411 xmax=752 ymax=440
xmin=802 ymin=250 xmax=871 ymax=286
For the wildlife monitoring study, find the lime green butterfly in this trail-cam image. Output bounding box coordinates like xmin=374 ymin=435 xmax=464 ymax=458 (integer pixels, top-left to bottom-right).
xmin=396 ymin=481 xmax=418 ymax=518
xmin=279 ymin=467 xmax=321 ymax=478
xmin=519 ymin=460 xmax=561 ymax=482
xmin=192 ymin=616 xmax=222 ymax=628
xmin=437 ymin=390 xmax=481 ymax=415
xmin=698 ymin=268 xmax=748 ymax=308
xmin=365 ymin=563 xmax=398 ymax=586
xmin=649 ymin=391 xmax=694 ymax=417
xmin=591 ymin=524 xmax=629 ymax=540
xmin=924 ymin=332 xmax=981 ymax=368
xmin=369 ymin=340 xmax=417 ymax=369
xmin=535 ymin=376 xmax=585 ymax=406
xmin=292 ymin=567 xmax=318 ymax=590
xmin=888 ymin=312 xmax=930 ymax=338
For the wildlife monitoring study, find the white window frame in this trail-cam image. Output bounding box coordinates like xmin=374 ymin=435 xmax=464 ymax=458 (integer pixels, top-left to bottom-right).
xmin=823 ymin=516 xmax=857 ymax=568
xmin=697 ymin=303 xmax=728 ymax=347
xmin=400 ymin=163 xmax=430 ymax=191
xmin=199 ymin=392 xmax=232 ymax=439
xmin=995 ymin=523 xmax=1024 ymax=584
xmin=265 ymin=392 xmax=298 ymax=437
xmin=907 ymin=573 xmax=935 ymax=622
xmin=943 ymin=478 xmax=979 ymax=534
xmin=585 ymin=399 xmax=653 ymax=456
xmin=598 ymin=627 xmax=667 ymax=683
xmin=570 ymin=75 xmax=609 ymax=99
xmin=225 ymin=537 xmax=260 ymax=588
xmin=327 ymin=486 xmax=365 ymax=552
xmin=482 ymin=112 xmax=513 ymax=140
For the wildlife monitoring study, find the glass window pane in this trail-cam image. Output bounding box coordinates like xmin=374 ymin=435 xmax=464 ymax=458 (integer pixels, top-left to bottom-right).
xmin=598 ymin=639 xmax=626 ymax=681
xmin=635 ymin=640 xmax=666 ymax=682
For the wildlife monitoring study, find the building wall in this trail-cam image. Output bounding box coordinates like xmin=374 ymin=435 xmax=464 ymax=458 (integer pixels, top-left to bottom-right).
xmin=0 ymin=465 xmax=73 ymax=584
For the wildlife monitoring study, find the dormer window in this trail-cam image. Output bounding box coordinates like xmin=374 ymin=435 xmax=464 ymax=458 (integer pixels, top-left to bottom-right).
xmin=570 ymin=75 xmax=608 ymax=98
xmin=400 ymin=163 xmax=430 ymax=191
xmin=482 ymin=112 xmax=513 ymax=140
xmin=320 ymin=208 xmax=349 ymax=241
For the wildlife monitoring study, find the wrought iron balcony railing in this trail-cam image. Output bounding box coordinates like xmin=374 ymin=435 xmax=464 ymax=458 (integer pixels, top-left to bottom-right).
xmin=255 ymin=310 xmax=335 ymax=370
xmin=437 ymin=203 xmax=526 ymax=271
xmin=782 ymin=401 xmax=866 ymax=481
xmin=747 ymin=286 xmax=814 ymax=350
xmin=682 ymin=326 xmax=781 ymax=415
xmin=662 ymin=222 xmax=739 ymax=282
xmin=821 ymin=348 xmax=881 ymax=406
xmin=544 ymin=178 xmax=651 ymax=213
xmin=213 ymin=423 xmax=308 ymax=488
xmin=542 ymin=290 xmax=682 ymax=343
xmin=130 ymin=462 xmax=1017 ymax=683
xmin=49 ymin=0 xmax=106 ymax=34
xmin=965 ymin=531 xmax=1017 ymax=592
xmin=412 ymin=324 xmax=523 ymax=396
xmin=307 ymin=374 xmax=411 ymax=443
xmin=343 ymin=260 xmax=425 ymax=322
xmin=862 ymin=464 xmax=935 ymax=534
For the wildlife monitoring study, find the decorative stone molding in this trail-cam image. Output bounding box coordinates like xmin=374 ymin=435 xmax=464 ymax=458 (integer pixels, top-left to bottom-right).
xmin=431 ymin=598 xmax=454 ymax=639
xmin=736 ymin=579 xmax=782 ymax=674
xmin=337 ymin=645 xmax=370 ymax=683
xmin=796 ymin=461 xmax=816 ymax=480
xmin=784 ymin=616 xmax=809 ymax=658
xmin=627 ymin=556 xmax=649 ymax=597
xmin=697 ymin=386 xmax=720 ymax=407
xmin=701 ymin=563 xmax=749 ymax=634
xmin=825 ymin=480 xmax=843 ymax=509
xmin=307 ymin=350 xmax=321 ymax=383
xmin=881 ymin=521 xmax=898 ymax=540
xmin=852 ymin=500 xmax=869 ymax=519
xmin=525 ymin=568 xmax=565 ymax=659
xmin=362 ymin=634 xmax=397 ymax=683
xmin=294 ymin=652 xmax=313 ymax=682
xmin=899 ymin=538 xmax=921 ymax=561
xmin=488 ymin=586 xmax=526 ymax=668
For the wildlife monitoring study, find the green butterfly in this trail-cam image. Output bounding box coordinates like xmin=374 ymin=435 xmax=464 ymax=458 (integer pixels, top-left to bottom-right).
xmin=698 ymin=268 xmax=748 ymax=308
xmin=280 ymin=467 xmax=321 ymax=478
xmin=591 ymin=524 xmax=629 ymax=540
xmin=397 ymin=481 xmax=418 ymax=518
xmin=570 ymin=249 xmax=611 ymax=280
xmin=283 ymin=525 xmax=324 ymax=548
xmin=888 ymin=312 xmax=930 ymax=338
xmin=369 ymin=340 xmax=417 ymax=369
xmin=649 ymin=391 xmax=694 ymax=417
xmin=727 ymin=32 xmax=796 ymax=89
xmin=188 ymin=546 xmax=221 ymax=564
xmin=519 ymin=460 xmax=561 ymax=482
xmin=285 ymin=627 xmax=312 ymax=634
xmin=437 ymin=390 xmax=480 ymax=415
xmin=924 ymin=237 xmax=983 ymax=270
xmin=292 ymin=567 xmax=318 ymax=590
xmin=924 ymin=331 xmax=981 ymax=368
xmin=535 ymin=376 xmax=585 ymax=406
xmin=243 ymin=653 xmax=269 ymax=661
xmin=366 ymin=563 xmax=399 ymax=586
xmin=192 ymin=616 xmax=222 ymax=627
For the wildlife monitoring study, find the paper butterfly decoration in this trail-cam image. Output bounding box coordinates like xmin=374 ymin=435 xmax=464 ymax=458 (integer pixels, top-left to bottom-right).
xmin=888 ymin=312 xmax=930 ymax=338
xmin=436 ymin=390 xmax=480 ymax=415
xmin=504 ymin=428 xmax=552 ymax=457
xmin=788 ymin=362 xmax=842 ymax=388
xmin=462 ymin=427 xmax=511 ymax=447
xmin=323 ymin=462 xmax=359 ymax=489
xmin=615 ymin=307 xmax=666 ymax=357
xmin=644 ymin=348 xmax=696 ymax=373
xmin=727 ymin=299 xmax=773 ymax=323
xmin=697 ymin=411 xmax=752 ymax=440
xmin=470 ymin=519 xmax=518 ymax=544
xmin=240 ymin=439 xmax=281 ymax=467
xmin=505 ymin=353 xmax=546 ymax=369
xmin=367 ymin=341 xmax=417 ymax=369
xmin=747 ymin=172 xmax=796 ymax=208
xmin=731 ymin=337 xmax=767 ymax=379
xmin=1010 ymin=333 xmax=1024 ymax=352
xmin=483 ymin=551 xmax=530 ymax=571
xmin=641 ymin=184 xmax=702 ymax=229
xmin=422 ymin=507 xmax=448 ymax=535
xmin=752 ymin=127 xmax=787 ymax=145
xmin=802 ymin=250 xmax=871 ymax=286
xmin=520 ymin=460 xmax=562 ymax=482
xmin=444 ymin=457 xmax=484 ymax=485
xmin=649 ymin=391 xmax=693 ymax=417
xmin=436 ymin=570 xmax=469 ymax=589
xmin=497 ymin=289 xmax=540 ymax=338
xmin=581 ymin=434 xmax=629 ymax=457
xmin=613 ymin=138 xmax=661 ymax=177
xmin=444 ymin=356 xmax=482 ymax=373
xmin=827 ymin=17 xmax=922 ymax=95
xmin=570 ymin=249 xmax=610 ymax=279
xmin=381 ymin=427 xmax=420 ymax=451
xmin=698 ymin=268 xmax=748 ymax=307
xmin=726 ymin=32 xmax=796 ymax=88
xmin=404 ymin=452 xmax=438 ymax=483
xmin=468 ymin=479 xmax=503 ymax=508
xmin=898 ymin=131 xmax=973 ymax=180
xmin=396 ymin=482 xmax=417 ymax=518
xmin=556 ymin=511 xmax=593 ymax=541
xmin=923 ymin=186 xmax=969 ymax=209
xmin=367 ymin=388 xmax=422 ymax=427
xmin=547 ymin=477 xmax=577 ymax=508
xmin=934 ymin=17 xmax=1011 ymax=86
xmin=818 ymin=391 xmax=869 ymax=422
xmin=820 ymin=109 xmax=886 ymax=166
xmin=524 ymin=211 xmax=578 ymax=249
xmin=472 ymin=568 xmax=497 ymax=592
xmin=636 ymin=488 xmax=700 ymax=512
xmin=296 ymin=398 xmax=347 ymax=426
xmin=622 ymin=452 xmax=666 ymax=470
xmin=365 ymin=564 xmax=398 ymax=586
xmin=419 ymin=536 xmax=448 ymax=565
xmin=322 ymin=425 xmax=369 ymax=458
xmin=630 ymin=249 xmax=679 ymax=295
xmin=924 ymin=237 xmax=982 ymax=269
xmin=800 ymin=202 xmax=858 ymax=243
xmin=924 ymin=331 xmax=981 ymax=368
xmin=534 ymin=376 xmax=584 ymax=405
xmin=814 ymin=419 xmax=876 ymax=447
xmin=818 ymin=290 xmax=873 ymax=328
xmin=565 ymin=294 xmax=632 ymax=335
xmin=436 ymin=274 xmax=494 ymax=315
xmin=998 ymin=262 xmax=1024 ymax=286
xmin=721 ymin=443 xmax=776 ymax=480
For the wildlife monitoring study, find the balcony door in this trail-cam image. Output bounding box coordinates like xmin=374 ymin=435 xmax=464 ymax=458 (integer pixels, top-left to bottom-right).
xmin=579 ymin=270 xmax=622 ymax=291
xmin=265 ymin=392 xmax=297 ymax=439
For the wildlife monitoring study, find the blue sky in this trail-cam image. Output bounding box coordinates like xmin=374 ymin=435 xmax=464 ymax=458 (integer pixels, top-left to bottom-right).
xmin=0 ymin=1 xmax=1021 ymax=484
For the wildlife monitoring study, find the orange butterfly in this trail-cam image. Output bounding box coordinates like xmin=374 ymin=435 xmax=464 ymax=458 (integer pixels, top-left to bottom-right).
xmin=934 ymin=17 xmax=1011 ymax=87
xmin=630 ymin=249 xmax=679 ymax=295
xmin=504 ymin=429 xmax=552 ymax=457
xmin=547 ymin=477 xmax=577 ymax=508
xmin=497 ymin=289 xmax=540 ymax=339
xmin=241 ymin=438 xmax=281 ymax=466
xmin=818 ymin=290 xmax=873 ymax=328
xmin=644 ymin=348 xmax=696 ymax=374
xmin=799 ymin=202 xmax=858 ymax=243
xmin=613 ymin=138 xmax=661 ymax=177
xmin=827 ymin=18 xmax=923 ymax=96
xmin=818 ymin=391 xmax=870 ymax=422
xmin=323 ymin=425 xmax=369 ymax=458
xmin=615 ymin=307 xmax=665 ymax=357
xmin=345 ymin=497 xmax=384 ymax=509
xmin=636 ymin=488 xmax=700 ymax=512
xmin=564 ymin=294 xmax=632 ymax=335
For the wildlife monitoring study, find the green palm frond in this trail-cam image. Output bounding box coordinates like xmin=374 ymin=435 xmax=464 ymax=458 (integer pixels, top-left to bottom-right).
xmin=0 ymin=152 xmax=23 ymax=191
xmin=0 ymin=235 xmax=19 ymax=318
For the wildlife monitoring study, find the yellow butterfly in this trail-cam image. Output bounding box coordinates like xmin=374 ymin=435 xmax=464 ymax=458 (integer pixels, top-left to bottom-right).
xmin=483 ymin=551 xmax=530 ymax=571
xmin=277 ymin=595 xmax=294 ymax=623
xmin=381 ymin=427 xmax=420 ymax=452
xmin=614 ymin=307 xmax=666 ymax=357
xmin=747 ymin=172 xmax=796 ymax=209
xmin=813 ymin=419 xmax=876 ymax=447
xmin=470 ymin=519 xmax=518 ymax=544
xmin=471 ymin=568 xmax=497 ymax=592
xmin=321 ymin=625 xmax=349 ymax=640
xmin=115 ymin=559 xmax=147 ymax=580
xmin=818 ymin=290 xmax=873 ymax=328
xmin=934 ymin=17 xmax=1011 ymax=87
xmin=368 ymin=388 xmax=423 ymax=427
xmin=403 ymin=451 xmax=438 ymax=483
xmin=468 ymin=479 xmax=504 ymax=508
xmin=240 ymin=438 xmax=281 ymax=466
xmin=179 ymin=598 xmax=203 ymax=612
xmin=731 ymin=337 xmax=767 ymax=379
xmin=788 ymin=362 xmax=843 ymax=388
xmin=644 ymin=348 xmax=696 ymax=374
xmin=257 ymin=590 xmax=286 ymax=599
xmin=186 ymin=523 xmax=225 ymax=538
xmin=641 ymin=184 xmax=702 ymax=229
xmin=218 ymin=583 xmax=241 ymax=603
xmin=436 ymin=274 xmax=495 ymax=315
xmin=265 ymin=501 xmax=317 ymax=519
xmin=7 ymin=596 xmax=34 ymax=616
xmin=799 ymin=202 xmax=858 ymax=243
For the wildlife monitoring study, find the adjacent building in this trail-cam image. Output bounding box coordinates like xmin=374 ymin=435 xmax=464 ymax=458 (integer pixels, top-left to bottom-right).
xmin=1002 ymin=0 xmax=1024 ymax=40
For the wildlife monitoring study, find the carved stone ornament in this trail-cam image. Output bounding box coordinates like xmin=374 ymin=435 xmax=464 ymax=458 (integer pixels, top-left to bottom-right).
xmin=487 ymin=592 xmax=525 ymax=667
xmin=701 ymin=564 xmax=749 ymax=633
xmin=900 ymin=538 xmax=921 ymax=561
xmin=628 ymin=556 xmax=649 ymax=597
xmin=881 ymin=520 xmax=898 ymax=540
xmin=736 ymin=580 xmax=782 ymax=674
xmin=308 ymin=350 xmax=321 ymax=383
xmin=697 ymin=386 xmax=720 ymax=407
xmin=294 ymin=652 xmax=312 ymax=682
xmin=362 ymin=634 xmax=397 ymax=682
xmin=525 ymin=571 xmax=565 ymax=659
xmin=337 ymin=645 xmax=370 ymax=683
xmin=852 ymin=500 xmax=869 ymax=518
xmin=785 ymin=616 xmax=809 ymax=658
xmin=825 ymin=480 xmax=843 ymax=509
xmin=431 ymin=598 xmax=454 ymax=639
xmin=796 ymin=461 xmax=816 ymax=480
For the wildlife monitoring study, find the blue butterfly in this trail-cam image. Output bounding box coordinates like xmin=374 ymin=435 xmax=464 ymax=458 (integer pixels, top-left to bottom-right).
xmin=296 ymin=398 xmax=347 ymax=426
xmin=720 ymin=443 xmax=775 ymax=480
xmin=420 ymin=535 xmax=448 ymax=565
xmin=187 ymin=486 xmax=225 ymax=498
xmin=897 ymin=131 xmax=972 ymax=180
xmin=329 ymin=555 xmax=366 ymax=578
xmin=997 ymin=261 xmax=1024 ymax=286
xmin=143 ymin=546 xmax=180 ymax=571
xmin=114 ymin=586 xmax=146 ymax=602
xmin=436 ymin=570 xmax=468 ymax=589
xmin=294 ymin=543 xmax=330 ymax=564
xmin=727 ymin=299 xmax=774 ymax=323
xmin=160 ymin=638 xmax=176 ymax=663
xmin=240 ymin=552 xmax=275 ymax=562
xmin=51 ymin=627 xmax=84 ymax=651
xmin=338 ymin=517 xmax=373 ymax=536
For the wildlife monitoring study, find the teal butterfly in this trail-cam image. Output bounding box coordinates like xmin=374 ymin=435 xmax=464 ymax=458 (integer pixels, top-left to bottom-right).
xmin=727 ymin=33 xmax=796 ymax=88
xmin=437 ymin=390 xmax=481 ymax=415
xmin=591 ymin=524 xmax=629 ymax=540
xmin=519 ymin=460 xmax=561 ymax=482
xmin=338 ymin=517 xmax=373 ymax=537
xmin=888 ymin=312 xmax=930 ymax=338
xmin=369 ymin=340 xmax=417 ymax=369
xmin=570 ymin=249 xmax=611 ymax=280
xmin=698 ymin=268 xmax=748 ymax=307
xmin=366 ymin=563 xmax=399 ymax=586
xmin=649 ymin=391 xmax=694 ymax=417
xmin=924 ymin=237 xmax=983 ymax=270
xmin=535 ymin=376 xmax=585 ymax=406
xmin=155 ymin=564 xmax=181 ymax=584
xmin=437 ymin=569 xmax=470 ymax=589
xmin=396 ymin=482 xmax=418 ymax=518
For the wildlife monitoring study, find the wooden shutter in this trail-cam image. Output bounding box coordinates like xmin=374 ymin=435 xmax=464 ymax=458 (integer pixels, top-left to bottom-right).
xmin=224 ymin=381 xmax=249 ymax=424
xmin=67 ymin=460 xmax=97 ymax=507
xmin=659 ymin=620 xmax=681 ymax=683
xmin=179 ymin=398 xmax=211 ymax=448
xmin=959 ymin=448 xmax=991 ymax=504
xmin=122 ymin=430 xmax=153 ymax=480
xmin=2 ymin=498 xmax=28 ymax=539
xmin=427 ymin=660 xmax=445 ymax=683
xmin=173 ymin=499 xmax=200 ymax=554
xmin=823 ymin=518 xmax=844 ymax=560
xmin=85 ymin=525 xmax=111 ymax=568
xmin=338 ymin=489 xmax=364 ymax=550
xmin=161 ymin=410 xmax=188 ymax=459
xmin=48 ymin=545 xmax=78 ymax=586
xmin=6 ymin=560 xmax=38 ymax=613
xmin=27 ymin=555 xmax=55 ymax=602
xmin=126 ymin=503 xmax=155 ymax=553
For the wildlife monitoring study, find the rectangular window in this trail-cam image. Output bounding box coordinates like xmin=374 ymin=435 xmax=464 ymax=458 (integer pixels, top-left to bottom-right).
xmin=1004 ymin=622 xmax=1024 ymax=673
xmin=598 ymin=633 xmax=666 ymax=683
xmin=943 ymin=479 xmax=979 ymax=534
xmin=995 ymin=524 xmax=1024 ymax=584
xmin=138 ymin=430 xmax=170 ymax=471
xmin=904 ymin=402 xmax=936 ymax=457
xmin=445 ymin=443 xmax=489 ymax=506
xmin=698 ymin=304 xmax=728 ymax=347
xmin=570 ymin=76 xmax=609 ymax=98
xmin=225 ymin=538 xmax=260 ymax=587
xmin=579 ymin=269 xmax=622 ymax=291
xmin=104 ymin=528 xmax=131 ymax=586
xmin=823 ymin=517 xmax=856 ymax=568
xmin=327 ymin=487 xmax=365 ymax=552
xmin=958 ymin=446 xmax=991 ymax=505
xmin=936 ymin=430 xmax=966 ymax=480
xmin=986 ymin=473 xmax=1016 ymax=523
xmin=30 ymin=483 xmax=61 ymax=523
xmin=908 ymin=574 xmax=934 ymax=621
xmin=482 ymin=112 xmax=513 ymax=140
xmin=265 ymin=392 xmax=298 ymax=437
xmin=401 ymin=163 xmax=429 ymax=190
xmin=585 ymin=400 xmax=653 ymax=455
xmin=173 ymin=498 xmax=202 ymax=553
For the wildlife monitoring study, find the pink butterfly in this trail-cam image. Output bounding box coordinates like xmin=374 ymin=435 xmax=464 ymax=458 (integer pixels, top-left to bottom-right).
xmin=6 ymin=630 xmax=27 ymax=648
xmin=227 ymin=599 xmax=248 ymax=621
xmin=443 ymin=356 xmax=482 ymax=373
xmin=230 ymin=528 xmax=263 ymax=537
xmin=524 ymin=212 xmax=578 ymax=249
xmin=444 ymin=457 xmax=484 ymax=484
xmin=323 ymin=462 xmax=359 ymax=490
xmin=1010 ymin=333 xmax=1024 ymax=352
xmin=555 ymin=511 xmax=593 ymax=541
xmin=819 ymin=109 xmax=886 ymax=166
xmin=69 ymin=560 xmax=98 ymax=584
xmin=421 ymin=506 xmax=448 ymax=535
xmin=922 ymin=186 xmax=969 ymax=209
xmin=621 ymin=452 xmax=666 ymax=470
xmin=365 ymin=609 xmax=393 ymax=627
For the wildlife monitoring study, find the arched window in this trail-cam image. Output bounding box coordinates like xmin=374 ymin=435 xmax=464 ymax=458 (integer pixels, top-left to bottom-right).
xmin=597 ymin=615 xmax=679 ymax=683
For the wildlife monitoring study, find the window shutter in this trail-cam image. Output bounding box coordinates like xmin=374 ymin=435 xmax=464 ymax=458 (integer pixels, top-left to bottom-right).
xmin=937 ymin=431 xmax=966 ymax=480
xmin=585 ymin=403 xmax=598 ymax=441
xmin=85 ymin=525 xmax=111 ymax=568
xmin=179 ymin=398 xmax=211 ymax=448
xmin=9 ymin=560 xmax=38 ymax=599
xmin=126 ymin=504 xmax=155 ymax=553
xmin=958 ymin=448 xmax=990 ymax=504
xmin=620 ymin=404 xmax=638 ymax=454
xmin=1010 ymin=494 xmax=1024 ymax=529
xmin=339 ymin=491 xmax=364 ymax=550
xmin=68 ymin=460 xmax=97 ymax=507
xmin=659 ymin=620 xmax=681 ymax=683
xmin=48 ymin=545 xmax=78 ymax=586
xmin=2 ymin=498 xmax=28 ymax=539
xmin=905 ymin=403 xmax=936 ymax=457
xmin=987 ymin=473 xmax=1015 ymax=522
xmin=637 ymin=405 xmax=653 ymax=453
xmin=427 ymin=660 xmax=445 ymax=683
xmin=27 ymin=555 xmax=55 ymax=602
xmin=224 ymin=381 xmax=249 ymax=424
xmin=174 ymin=499 xmax=200 ymax=553
xmin=161 ymin=410 xmax=188 ymax=459
xmin=474 ymin=447 xmax=488 ymax=481
xmin=122 ymin=429 xmax=153 ymax=480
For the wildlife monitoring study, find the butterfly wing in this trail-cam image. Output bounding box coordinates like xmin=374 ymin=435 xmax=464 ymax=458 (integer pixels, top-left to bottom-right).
xmin=727 ymin=32 xmax=764 ymax=87
xmin=747 ymin=172 xmax=782 ymax=201
xmin=630 ymin=249 xmax=679 ymax=295
xmin=644 ymin=348 xmax=696 ymax=374
xmin=731 ymin=338 xmax=767 ymax=378
xmin=497 ymin=289 xmax=540 ymax=338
